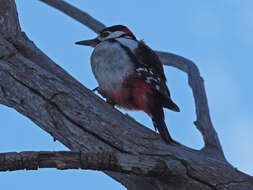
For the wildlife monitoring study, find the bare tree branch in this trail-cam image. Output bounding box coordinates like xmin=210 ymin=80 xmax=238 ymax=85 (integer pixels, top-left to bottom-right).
xmin=0 ymin=0 xmax=252 ymax=189
xmin=0 ymin=151 xmax=167 ymax=176
xmin=1 ymin=150 xmax=253 ymax=190
xmin=0 ymin=0 xmax=21 ymax=37
xmin=157 ymin=51 xmax=222 ymax=154
xmin=39 ymin=0 xmax=223 ymax=156
xmin=39 ymin=0 xmax=105 ymax=33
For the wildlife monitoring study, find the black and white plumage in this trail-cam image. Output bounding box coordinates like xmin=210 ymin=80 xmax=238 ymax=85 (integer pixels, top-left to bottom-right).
xmin=76 ymin=25 xmax=180 ymax=144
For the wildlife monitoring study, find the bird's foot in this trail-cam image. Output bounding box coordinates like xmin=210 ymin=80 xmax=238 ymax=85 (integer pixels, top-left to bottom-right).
xmin=92 ymin=87 xmax=116 ymax=107
xmin=106 ymin=98 xmax=116 ymax=107
xmin=92 ymin=87 xmax=99 ymax=92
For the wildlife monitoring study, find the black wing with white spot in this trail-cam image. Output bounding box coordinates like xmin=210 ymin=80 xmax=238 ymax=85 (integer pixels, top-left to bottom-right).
xmin=134 ymin=41 xmax=171 ymax=98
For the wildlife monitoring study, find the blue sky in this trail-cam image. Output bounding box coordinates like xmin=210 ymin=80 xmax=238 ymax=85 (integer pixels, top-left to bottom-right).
xmin=0 ymin=1 xmax=252 ymax=189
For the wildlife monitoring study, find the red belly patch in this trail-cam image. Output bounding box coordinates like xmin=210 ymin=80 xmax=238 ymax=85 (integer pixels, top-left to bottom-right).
xmin=132 ymin=80 xmax=152 ymax=113
xmin=103 ymin=77 xmax=152 ymax=114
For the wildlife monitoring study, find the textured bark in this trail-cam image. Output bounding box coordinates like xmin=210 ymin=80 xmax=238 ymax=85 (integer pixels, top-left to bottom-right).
xmin=0 ymin=0 xmax=252 ymax=189
xmin=0 ymin=151 xmax=168 ymax=176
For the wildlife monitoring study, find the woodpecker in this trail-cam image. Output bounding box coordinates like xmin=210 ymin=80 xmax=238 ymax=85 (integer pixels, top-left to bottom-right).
xmin=76 ymin=25 xmax=180 ymax=144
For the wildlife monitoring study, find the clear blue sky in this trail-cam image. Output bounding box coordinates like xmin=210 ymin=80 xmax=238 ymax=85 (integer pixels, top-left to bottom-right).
xmin=0 ymin=1 xmax=252 ymax=189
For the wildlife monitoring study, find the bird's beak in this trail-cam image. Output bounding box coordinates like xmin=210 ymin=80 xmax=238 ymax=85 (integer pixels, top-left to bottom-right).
xmin=75 ymin=38 xmax=100 ymax=47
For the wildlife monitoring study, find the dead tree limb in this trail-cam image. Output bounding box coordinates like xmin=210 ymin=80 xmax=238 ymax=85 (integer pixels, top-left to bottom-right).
xmin=0 ymin=0 xmax=252 ymax=189
xmin=0 ymin=151 xmax=169 ymax=177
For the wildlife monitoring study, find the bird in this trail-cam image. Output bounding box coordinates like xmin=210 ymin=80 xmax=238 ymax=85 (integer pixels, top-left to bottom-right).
xmin=76 ymin=25 xmax=180 ymax=144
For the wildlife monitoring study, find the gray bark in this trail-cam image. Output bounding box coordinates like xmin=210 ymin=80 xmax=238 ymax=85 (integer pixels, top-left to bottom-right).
xmin=0 ymin=0 xmax=252 ymax=189
xmin=0 ymin=151 xmax=170 ymax=176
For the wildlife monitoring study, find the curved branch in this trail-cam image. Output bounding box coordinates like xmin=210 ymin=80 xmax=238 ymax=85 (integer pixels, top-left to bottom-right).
xmin=39 ymin=0 xmax=105 ymax=33
xmin=39 ymin=0 xmax=223 ymax=156
xmin=157 ymin=51 xmax=222 ymax=154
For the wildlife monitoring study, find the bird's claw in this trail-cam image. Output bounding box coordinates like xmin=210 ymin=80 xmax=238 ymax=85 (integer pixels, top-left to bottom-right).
xmin=92 ymin=87 xmax=116 ymax=107
xmin=106 ymin=98 xmax=116 ymax=107
xmin=92 ymin=87 xmax=99 ymax=92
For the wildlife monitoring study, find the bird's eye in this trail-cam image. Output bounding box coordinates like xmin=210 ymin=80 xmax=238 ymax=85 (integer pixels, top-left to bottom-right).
xmin=100 ymin=31 xmax=110 ymax=38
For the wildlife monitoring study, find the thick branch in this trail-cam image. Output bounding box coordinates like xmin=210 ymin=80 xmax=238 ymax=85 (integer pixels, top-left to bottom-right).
xmin=39 ymin=0 xmax=223 ymax=156
xmin=0 ymin=0 xmax=21 ymax=37
xmin=1 ymin=150 xmax=253 ymax=190
xmin=0 ymin=0 xmax=252 ymax=189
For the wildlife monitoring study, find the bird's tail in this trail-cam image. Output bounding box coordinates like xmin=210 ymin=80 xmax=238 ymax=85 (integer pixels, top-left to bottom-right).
xmin=151 ymin=108 xmax=174 ymax=143
xmin=164 ymin=98 xmax=180 ymax=112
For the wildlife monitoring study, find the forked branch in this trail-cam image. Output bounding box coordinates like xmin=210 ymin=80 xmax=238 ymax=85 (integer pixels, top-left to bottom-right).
xmin=2 ymin=1 xmax=253 ymax=189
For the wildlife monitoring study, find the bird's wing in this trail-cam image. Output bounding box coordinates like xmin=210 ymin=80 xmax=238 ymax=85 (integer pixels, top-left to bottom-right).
xmin=133 ymin=40 xmax=171 ymax=99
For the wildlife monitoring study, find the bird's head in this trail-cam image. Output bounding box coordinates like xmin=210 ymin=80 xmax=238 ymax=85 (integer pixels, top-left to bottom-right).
xmin=75 ymin=25 xmax=136 ymax=47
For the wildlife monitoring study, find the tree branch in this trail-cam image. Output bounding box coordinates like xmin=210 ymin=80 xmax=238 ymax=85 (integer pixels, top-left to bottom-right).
xmin=0 ymin=0 xmax=21 ymax=37
xmin=39 ymin=0 xmax=223 ymax=156
xmin=1 ymin=0 xmax=252 ymax=189
xmin=157 ymin=51 xmax=222 ymax=155
xmin=39 ymin=0 xmax=105 ymax=33
xmin=0 ymin=151 xmax=167 ymax=177
xmin=1 ymin=150 xmax=253 ymax=190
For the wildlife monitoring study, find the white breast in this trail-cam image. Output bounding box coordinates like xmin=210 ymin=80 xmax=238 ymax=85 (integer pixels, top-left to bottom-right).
xmin=91 ymin=40 xmax=137 ymax=90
